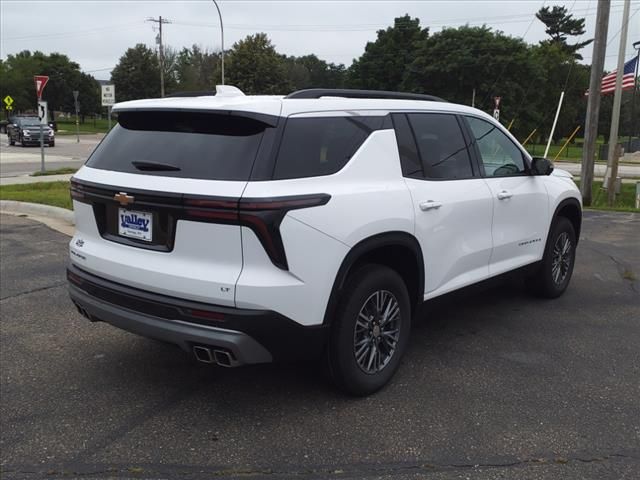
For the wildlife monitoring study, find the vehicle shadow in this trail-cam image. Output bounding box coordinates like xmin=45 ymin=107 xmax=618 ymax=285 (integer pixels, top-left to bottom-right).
xmin=79 ymin=273 xmax=534 ymax=407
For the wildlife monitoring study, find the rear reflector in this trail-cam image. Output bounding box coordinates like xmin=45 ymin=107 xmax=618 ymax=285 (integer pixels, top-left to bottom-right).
xmin=188 ymin=309 xmax=226 ymax=321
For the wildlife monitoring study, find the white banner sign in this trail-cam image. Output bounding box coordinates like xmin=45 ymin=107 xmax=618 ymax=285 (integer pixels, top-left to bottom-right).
xmin=38 ymin=100 xmax=48 ymax=125
xmin=101 ymin=85 xmax=116 ymax=106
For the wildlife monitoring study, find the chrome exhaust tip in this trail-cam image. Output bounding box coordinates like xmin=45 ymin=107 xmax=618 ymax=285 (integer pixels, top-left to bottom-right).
xmin=193 ymin=346 xmax=215 ymax=363
xmin=213 ymin=349 xmax=233 ymax=367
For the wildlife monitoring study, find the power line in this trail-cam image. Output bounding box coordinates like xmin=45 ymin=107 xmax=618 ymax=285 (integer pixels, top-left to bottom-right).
xmin=169 ymin=5 xmax=625 ymax=32
xmin=2 ymin=22 xmax=141 ymax=41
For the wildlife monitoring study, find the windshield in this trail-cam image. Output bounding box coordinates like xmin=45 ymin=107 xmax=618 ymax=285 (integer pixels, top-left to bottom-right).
xmin=19 ymin=118 xmax=41 ymax=126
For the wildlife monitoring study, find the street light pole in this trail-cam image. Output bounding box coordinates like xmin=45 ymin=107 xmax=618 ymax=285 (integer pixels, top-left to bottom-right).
xmin=212 ymin=0 xmax=224 ymax=85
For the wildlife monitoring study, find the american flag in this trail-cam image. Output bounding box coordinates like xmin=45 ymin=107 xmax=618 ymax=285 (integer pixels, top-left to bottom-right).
xmin=600 ymin=56 xmax=638 ymax=94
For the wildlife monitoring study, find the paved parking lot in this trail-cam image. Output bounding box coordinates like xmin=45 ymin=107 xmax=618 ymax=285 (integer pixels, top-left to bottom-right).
xmin=1 ymin=211 xmax=638 ymax=479
xmin=0 ymin=135 xmax=100 ymax=177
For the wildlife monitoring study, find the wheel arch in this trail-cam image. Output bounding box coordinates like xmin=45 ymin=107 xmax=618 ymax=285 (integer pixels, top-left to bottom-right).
xmin=322 ymin=231 xmax=425 ymax=326
xmin=552 ymin=197 xmax=582 ymax=245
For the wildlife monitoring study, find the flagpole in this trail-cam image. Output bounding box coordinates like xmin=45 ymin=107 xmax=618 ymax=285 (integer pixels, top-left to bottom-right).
xmin=606 ymin=0 xmax=631 ymax=207
xmin=627 ymin=41 xmax=640 ymax=152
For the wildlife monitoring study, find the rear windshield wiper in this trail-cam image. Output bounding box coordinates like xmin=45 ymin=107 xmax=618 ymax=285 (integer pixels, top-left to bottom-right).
xmin=131 ymin=160 xmax=181 ymax=172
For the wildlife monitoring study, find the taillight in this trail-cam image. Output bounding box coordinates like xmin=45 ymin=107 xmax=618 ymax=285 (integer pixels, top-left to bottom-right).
xmin=69 ymin=178 xmax=85 ymax=202
xmin=183 ymin=194 xmax=330 ymax=269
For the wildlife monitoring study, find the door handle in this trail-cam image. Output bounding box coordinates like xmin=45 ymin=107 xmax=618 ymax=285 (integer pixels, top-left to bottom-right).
xmin=419 ymin=200 xmax=443 ymax=211
xmin=497 ymin=190 xmax=513 ymax=200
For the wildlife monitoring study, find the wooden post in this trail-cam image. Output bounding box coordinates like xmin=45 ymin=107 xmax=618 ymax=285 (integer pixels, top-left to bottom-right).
xmin=554 ymin=126 xmax=581 ymax=161
xmin=607 ymin=143 xmax=623 ymax=206
xmin=522 ymin=128 xmax=537 ymax=146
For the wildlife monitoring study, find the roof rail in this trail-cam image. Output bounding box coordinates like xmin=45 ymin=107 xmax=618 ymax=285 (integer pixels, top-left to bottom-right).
xmin=285 ymin=88 xmax=445 ymax=102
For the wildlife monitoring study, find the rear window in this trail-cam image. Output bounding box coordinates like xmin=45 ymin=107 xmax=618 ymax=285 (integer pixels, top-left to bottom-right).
xmin=85 ymin=111 xmax=270 ymax=181
xmin=273 ymin=116 xmax=383 ymax=180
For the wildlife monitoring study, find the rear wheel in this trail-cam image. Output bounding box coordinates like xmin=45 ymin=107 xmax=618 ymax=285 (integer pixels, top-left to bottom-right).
xmin=527 ymin=217 xmax=576 ymax=298
xmin=326 ymin=264 xmax=411 ymax=396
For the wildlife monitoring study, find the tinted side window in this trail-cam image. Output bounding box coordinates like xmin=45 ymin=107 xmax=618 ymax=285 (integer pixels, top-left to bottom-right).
xmin=273 ymin=116 xmax=383 ymax=180
xmin=407 ymin=113 xmax=474 ymax=179
xmin=391 ymin=114 xmax=422 ymax=178
xmin=466 ymin=116 xmax=526 ymax=177
xmin=86 ymin=111 xmax=268 ymax=181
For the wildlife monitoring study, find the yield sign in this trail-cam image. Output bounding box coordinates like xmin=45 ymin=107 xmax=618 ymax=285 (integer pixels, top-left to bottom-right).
xmin=34 ymin=75 xmax=49 ymax=99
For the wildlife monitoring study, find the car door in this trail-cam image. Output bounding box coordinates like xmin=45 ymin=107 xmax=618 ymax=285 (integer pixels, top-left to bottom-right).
xmin=393 ymin=113 xmax=494 ymax=298
xmin=464 ymin=115 xmax=550 ymax=276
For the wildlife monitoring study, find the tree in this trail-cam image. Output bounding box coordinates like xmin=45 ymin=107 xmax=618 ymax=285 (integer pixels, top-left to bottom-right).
xmin=0 ymin=50 xmax=100 ymax=116
xmin=403 ymin=26 xmax=543 ymax=139
xmin=174 ymin=45 xmax=221 ymax=91
xmin=536 ymin=5 xmax=592 ymax=60
xmin=111 ymin=44 xmax=160 ymax=101
xmin=226 ymin=33 xmax=292 ymax=94
xmin=347 ymin=15 xmax=428 ymax=90
xmin=283 ymin=54 xmax=346 ymax=90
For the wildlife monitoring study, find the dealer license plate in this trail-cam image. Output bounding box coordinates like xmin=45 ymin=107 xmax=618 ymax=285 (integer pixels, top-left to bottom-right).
xmin=118 ymin=208 xmax=153 ymax=242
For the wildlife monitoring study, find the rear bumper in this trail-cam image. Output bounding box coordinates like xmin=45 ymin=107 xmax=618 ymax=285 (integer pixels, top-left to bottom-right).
xmin=67 ymin=264 xmax=328 ymax=364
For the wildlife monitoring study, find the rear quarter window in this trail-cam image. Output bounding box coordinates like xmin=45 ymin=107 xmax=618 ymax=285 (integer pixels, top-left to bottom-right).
xmin=85 ymin=111 xmax=270 ymax=181
xmin=273 ymin=116 xmax=384 ymax=180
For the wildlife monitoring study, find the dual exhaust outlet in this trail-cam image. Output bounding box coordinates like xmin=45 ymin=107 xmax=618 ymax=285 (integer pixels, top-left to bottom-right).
xmin=193 ymin=345 xmax=238 ymax=368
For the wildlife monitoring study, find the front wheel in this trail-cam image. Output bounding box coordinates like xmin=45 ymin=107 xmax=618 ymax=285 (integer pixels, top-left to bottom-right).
xmin=527 ymin=217 xmax=576 ymax=298
xmin=326 ymin=264 xmax=411 ymax=396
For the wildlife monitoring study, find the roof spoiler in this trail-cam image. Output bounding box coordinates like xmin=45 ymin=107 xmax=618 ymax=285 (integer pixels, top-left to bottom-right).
xmin=165 ymin=85 xmax=246 ymax=98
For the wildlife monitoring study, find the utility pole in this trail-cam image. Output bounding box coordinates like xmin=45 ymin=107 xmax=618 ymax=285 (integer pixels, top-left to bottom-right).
xmin=147 ymin=16 xmax=171 ymax=97
xmin=606 ymin=0 xmax=631 ymax=207
xmin=580 ymin=0 xmax=610 ymax=206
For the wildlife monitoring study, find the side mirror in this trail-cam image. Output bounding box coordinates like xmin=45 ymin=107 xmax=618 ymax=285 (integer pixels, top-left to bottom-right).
xmin=531 ymin=157 xmax=554 ymax=176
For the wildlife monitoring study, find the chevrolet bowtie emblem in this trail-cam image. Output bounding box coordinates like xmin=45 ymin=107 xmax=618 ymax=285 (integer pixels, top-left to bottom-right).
xmin=114 ymin=192 xmax=135 ymax=206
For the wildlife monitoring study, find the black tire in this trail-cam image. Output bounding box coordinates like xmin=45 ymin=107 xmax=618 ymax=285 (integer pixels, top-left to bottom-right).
xmin=326 ymin=264 xmax=411 ymax=396
xmin=527 ymin=217 xmax=576 ymax=298
xmin=20 ymin=135 xmax=27 ymax=147
xmin=49 ymin=141 xmax=55 ymax=147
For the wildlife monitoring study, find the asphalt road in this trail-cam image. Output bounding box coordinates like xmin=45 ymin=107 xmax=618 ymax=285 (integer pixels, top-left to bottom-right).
xmin=1 ymin=211 xmax=639 ymax=479
xmin=0 ymin=135 xmax=100 ymax=177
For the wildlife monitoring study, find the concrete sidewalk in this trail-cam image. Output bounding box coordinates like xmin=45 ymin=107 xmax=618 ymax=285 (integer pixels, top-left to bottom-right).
xmin=0 ymin=173 xmax=74 ymax=186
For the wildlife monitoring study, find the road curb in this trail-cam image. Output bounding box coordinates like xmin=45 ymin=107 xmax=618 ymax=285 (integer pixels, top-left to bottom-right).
xmin=0 ymin=200 xmax=74 ymax=236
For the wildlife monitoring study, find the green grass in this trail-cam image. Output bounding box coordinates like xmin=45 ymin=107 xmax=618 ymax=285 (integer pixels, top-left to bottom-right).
xmin=577 ymin=181 xmax=639 ymax=212
xmin=30 ymin=167 xmax=78 ymax=177
xmin=524 ymin=136 xmax=639 ymax=163
xmin=0 ymin=181 xmax=72 ymax=210
xmin=526 ymin=143 xmax=584 ymax=161
xmin=55 ymin=118 xmax=111 ymax=135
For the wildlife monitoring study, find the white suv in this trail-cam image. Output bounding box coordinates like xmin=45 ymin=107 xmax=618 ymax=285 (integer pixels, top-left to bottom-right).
xmin=68 ymin=86 xmax=582 ymax=395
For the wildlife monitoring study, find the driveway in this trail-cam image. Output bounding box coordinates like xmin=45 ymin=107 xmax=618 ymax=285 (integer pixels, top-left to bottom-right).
xmin=0 ymin=135 xmax=101 ymax=177
xmin=1 ymin=211 xmax=638 ymax=479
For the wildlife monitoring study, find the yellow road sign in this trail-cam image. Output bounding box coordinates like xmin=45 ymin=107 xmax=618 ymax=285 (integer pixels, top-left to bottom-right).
xmin=3 ymin=95 xmax=14 ymax=107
